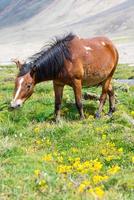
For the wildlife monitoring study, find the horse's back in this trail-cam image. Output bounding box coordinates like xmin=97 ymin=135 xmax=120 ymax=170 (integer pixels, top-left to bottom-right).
xmin=70 ymin=36 xmax=118 ymax=86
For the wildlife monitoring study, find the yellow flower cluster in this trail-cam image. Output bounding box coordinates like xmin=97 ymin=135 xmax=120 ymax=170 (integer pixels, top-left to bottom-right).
xmin=42 ymin=154 xmax=52 ymax=162
xmin=34 ymin=137 xmax=123 ymax=199
xmin=101 ymin=142 xmax=123 ymax=161
xmin=56 ymin=157 xmax=104 ymax=177
xmin=92 ymin=175 xmax=109 ymax=184
xmin=34 ymin=169 xmax=48 ymax=189
xmin=78 ymin=183 xmax=104 ymax=198
xmin=78 ymin=180 xmax=91 ymax=193
xmin=70 ymin=147 xmax=79 ymax=153
xmin=57 ymin=165 xmax=72 ymax=174
xmin=71 ymin=158 xmax=103 ymax=174
xmin=89 ymin=159 xmax=103 ymax=172
xmin=93 ymin=186 xmax=104 ymax=198
xmin=108 ymin=165 xmax=120 ymax=175
xmin=35 ymin=138 xmax=51 ymax=147
xmin=95 ymin=125 xmax=108 ymax=134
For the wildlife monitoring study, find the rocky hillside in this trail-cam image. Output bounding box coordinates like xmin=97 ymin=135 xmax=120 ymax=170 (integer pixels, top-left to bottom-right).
xmin=0 ymin=0 xmax=134 ymax=63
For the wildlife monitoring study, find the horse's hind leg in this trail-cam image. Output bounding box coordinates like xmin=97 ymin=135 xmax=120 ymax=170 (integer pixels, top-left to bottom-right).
xmin=95 ymin=78 xmax=111 ymax=118
xmin=107 ymin=83 xmax=115 ymax=116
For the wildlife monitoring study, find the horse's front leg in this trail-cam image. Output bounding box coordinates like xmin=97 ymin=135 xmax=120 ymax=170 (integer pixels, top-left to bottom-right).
xmin=73 ymin=79 xmax=85 ymax=120
xmin=53 ymin=82 xmax=64 ymax=122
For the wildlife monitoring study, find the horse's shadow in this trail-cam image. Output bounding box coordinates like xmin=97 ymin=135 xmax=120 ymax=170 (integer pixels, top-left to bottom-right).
xmin=63 ymin=101 xmax=97 ymax=120
xmin=2 ymin=100 xmax=97 ymax=123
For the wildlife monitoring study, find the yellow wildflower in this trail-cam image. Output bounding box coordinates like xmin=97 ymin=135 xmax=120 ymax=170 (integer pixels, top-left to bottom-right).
xmin=34 ymin=127 xmax=40 ymax=134
xmin=88 ymin=188 xmax=94 ymax=194
xmin=36 ymin=140 xmax=42 ymax=145
xmin=82 ymin=180 xmax=91 ymax=186
xmin=102 ymin=134 xmax=107 ymax=140
xmin=118 ymin=148 xmax=123 ymax=153
xmin=83 ymin=161 xmax=90 ymax=168
xmin=101 ymin=148 xmax=107 ymax=155
xmin=108 ymin=165 xmax=120 ymax=175
xmin=105 ymin=155 xmax=114 ymax=161
xmin=78 ymin=183 xmax=86 ymax=193
xmin=93 ymin=175 xmax=108 ymax=184
xmin=46 ymin=139 xmax=51 ymax=146
xmin=57 ymin=165 xmax=72 ymax=174
xmin=73 ymin=160 xmax=91 ymax=174
xmin=68 ymin=156 xmax=74 ymax=162
xmin=107 ymin=142 xmax=115 ymax=147
xmin=42 ymin=154 xmax=52 ymax=162
xmin=71 ymin=147 xmax=79 ymax=153
xmin=38 ymin=180 xmax=47 ymax=187
xmin=94 ymin=186 xmax=104 ymax=198
xmin=78 ymin=180 xmax=90 ymax=193
xmin=81 ymin=169 xmax=89 ymax=174
xmin=95 ymin=127 xmax=103 ymax=133
xmin=132 ymin=156 xmax=134 ymax=163
xmin=34 ymin=169 xmax=40 ymax=176
xmin=90 ymin=160 xmax=103 ymax=172
xmin=131 ymin=111 xmax=134 ymax=118
xmin=101 ymin=142 xmax=123 ymax=161
xmin=73 ymin=158 xmax=81 ymax=169
xmin=102 ymin=175 xmax=109 ymax=181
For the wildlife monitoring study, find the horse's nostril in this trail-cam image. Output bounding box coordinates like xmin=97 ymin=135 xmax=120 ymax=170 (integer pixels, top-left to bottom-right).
xmin=10 ymin=102 xmax=21 ymax=109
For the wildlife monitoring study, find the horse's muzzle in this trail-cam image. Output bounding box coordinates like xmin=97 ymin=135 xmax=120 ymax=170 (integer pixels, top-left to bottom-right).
xmin=10 ymin=99 xmax=23 ymax=109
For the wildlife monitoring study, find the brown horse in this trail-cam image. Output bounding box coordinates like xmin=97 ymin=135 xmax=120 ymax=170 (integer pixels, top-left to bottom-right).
xmin=11 ymin=33 xmax=118 ymax=121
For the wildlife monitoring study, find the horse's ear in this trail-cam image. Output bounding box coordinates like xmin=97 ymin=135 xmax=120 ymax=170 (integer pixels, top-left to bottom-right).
xmin=30 ymin=65 xmax=37 ymax=78
xmin=11 ymin=58 xmax=25 ymax=70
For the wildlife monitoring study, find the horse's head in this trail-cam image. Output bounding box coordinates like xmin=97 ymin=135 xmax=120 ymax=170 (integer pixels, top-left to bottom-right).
xmin=10 ymin=59 xmax=36 ymax=108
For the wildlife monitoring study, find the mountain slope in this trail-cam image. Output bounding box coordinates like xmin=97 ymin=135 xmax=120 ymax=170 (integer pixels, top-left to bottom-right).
xmin=0 ymin=0 xmax=133 ymax=63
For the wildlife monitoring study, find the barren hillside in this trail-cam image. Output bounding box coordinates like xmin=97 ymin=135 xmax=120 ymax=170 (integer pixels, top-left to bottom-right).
xmin=0 ymin=0 xmax=134 ymax=63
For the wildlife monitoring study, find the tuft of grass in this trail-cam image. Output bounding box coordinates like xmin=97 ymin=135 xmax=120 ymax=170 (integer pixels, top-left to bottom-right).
xmin=0 ymin=64 xmax=134 ymax=199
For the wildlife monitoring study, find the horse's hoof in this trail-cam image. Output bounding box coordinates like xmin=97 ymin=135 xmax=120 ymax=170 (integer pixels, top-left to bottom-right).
xmin=95 ymin=112 xmax=101 ymax=119
xmin=107 ymin=108 xmax=115 ymax=117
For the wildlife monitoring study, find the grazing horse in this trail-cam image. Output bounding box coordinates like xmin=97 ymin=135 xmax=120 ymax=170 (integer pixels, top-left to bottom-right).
xmin=11 ymin=33 xmax=118 ymax=120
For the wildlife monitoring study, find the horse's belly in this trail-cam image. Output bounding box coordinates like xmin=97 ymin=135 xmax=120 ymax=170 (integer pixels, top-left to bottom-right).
xmin=82 ymin=65 xmax=111 ymax=86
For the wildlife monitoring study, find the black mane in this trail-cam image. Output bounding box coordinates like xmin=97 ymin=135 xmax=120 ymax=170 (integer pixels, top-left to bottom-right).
xmin=18 ymin=33 xmax=76 ymax=81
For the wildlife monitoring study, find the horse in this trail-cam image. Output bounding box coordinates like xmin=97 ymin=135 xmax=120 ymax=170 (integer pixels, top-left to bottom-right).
xmin=10 ymin=33 xmax=119 ymax=121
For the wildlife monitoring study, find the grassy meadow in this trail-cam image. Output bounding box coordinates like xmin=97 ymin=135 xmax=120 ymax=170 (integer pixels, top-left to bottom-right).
xmin=0 ymin=64 xmax=134 ymax=200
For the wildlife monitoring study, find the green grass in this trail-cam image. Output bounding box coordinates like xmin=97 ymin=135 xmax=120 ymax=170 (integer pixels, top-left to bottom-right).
xmin=0 ymin=64 xmax=134 ymax=200
xmin=114 ymin=64 xmax=134 ymax=79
